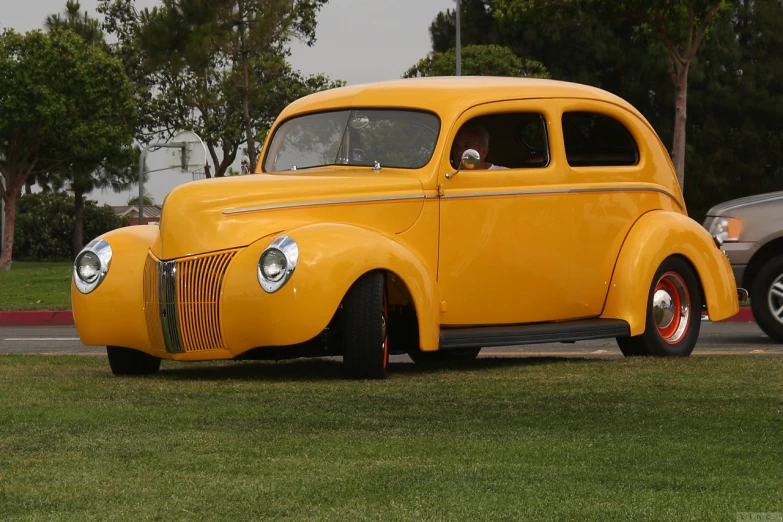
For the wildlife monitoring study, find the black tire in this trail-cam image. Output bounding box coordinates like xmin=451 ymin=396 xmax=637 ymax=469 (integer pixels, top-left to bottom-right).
xmin=615 ymin=257 xmax=702 ymax=357
xmin=750 ymin=254 xmax=783 ymax=343
xmin=342 ymin=272 xmax=389 ymax=379
xmin=106 ymin=346 xmax=161 ymax=375
xmin=408 ymin=347 xmax=481 ymax=364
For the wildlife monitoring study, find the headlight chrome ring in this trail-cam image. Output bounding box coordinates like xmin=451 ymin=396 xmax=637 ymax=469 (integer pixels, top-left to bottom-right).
xmin=258 ymin=236 xmax=298 ymax=293
xmin=73 ymin=238 xmax=112 ymax=294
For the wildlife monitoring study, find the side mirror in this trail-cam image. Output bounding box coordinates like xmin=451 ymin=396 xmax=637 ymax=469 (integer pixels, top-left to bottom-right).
xmin=446 ymin=149 xmax=481 ymax=179
xmin=460 ymin=149 xmax=481 ymax=170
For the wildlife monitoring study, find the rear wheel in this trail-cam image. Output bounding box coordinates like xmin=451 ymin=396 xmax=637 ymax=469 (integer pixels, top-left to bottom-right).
xmin=106 ymin=346 xmax=161 ymax=375
xmin=616 ymin=257 xmax=702 ymax=357
xmin=750 ymin=254 xmax=783 ymax=343
xmin=342 ymin=272 xmax=389 ymax=379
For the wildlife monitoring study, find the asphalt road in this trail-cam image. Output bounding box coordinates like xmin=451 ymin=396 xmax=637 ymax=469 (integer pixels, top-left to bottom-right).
xmin=1 ymin=321 xmax=780 ymax=358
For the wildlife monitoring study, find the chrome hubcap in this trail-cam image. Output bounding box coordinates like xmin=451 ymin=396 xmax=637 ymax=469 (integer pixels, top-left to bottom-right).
xmin=653 ymin=289 xmax=675 ymax=329
xmin=769 ymin=274 xmax=783 ymax=326
xmin=654 ymin=272 xmax=691 ymax=344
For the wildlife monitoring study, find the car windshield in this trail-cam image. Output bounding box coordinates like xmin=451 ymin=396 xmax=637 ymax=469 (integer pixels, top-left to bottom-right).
xmin=263 ymin=109 xmax=440 ymax=172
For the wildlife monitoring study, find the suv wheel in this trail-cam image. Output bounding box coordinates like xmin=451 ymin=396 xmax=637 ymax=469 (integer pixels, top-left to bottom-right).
xmin=750 ymin=254 xmax=783 ymax=343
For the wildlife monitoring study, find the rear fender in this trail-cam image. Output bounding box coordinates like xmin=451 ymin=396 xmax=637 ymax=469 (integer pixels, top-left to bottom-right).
xmin=602 ymin=211 xmax=738 ymax=335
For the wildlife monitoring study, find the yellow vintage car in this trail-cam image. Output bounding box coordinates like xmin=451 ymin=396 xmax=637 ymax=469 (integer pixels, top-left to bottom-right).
xmin=72 ymin=77 xmax=740 ymax=379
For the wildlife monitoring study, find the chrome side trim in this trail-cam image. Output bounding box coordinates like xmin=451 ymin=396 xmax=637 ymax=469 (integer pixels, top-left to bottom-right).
xmin=441 ymin=188 xmax=571 ymax=199
xmin=158 ymin=260 xmax=184 ymax=354
xmin=571 ymin=186 xmax=684 ymax=209
xmin=223 ymin=194 xmax=424 ymax=215
xmin=441 ymin=186 xmax=682 ymax=209
xmin=222 ymin=186 xmax=681 ymax=214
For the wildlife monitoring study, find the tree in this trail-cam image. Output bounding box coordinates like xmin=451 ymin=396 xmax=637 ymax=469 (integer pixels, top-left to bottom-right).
xmin=429 ymin=0 xmax=499 ymax=52
xmin=98 ymin=0 xmax=342 ymax=178
xmin=44 ymin=1 xmax=139 ymax=257
xmin=46 ymin=0 xmax=105 ymax=46
xmin=404 ymin=44 xmax=549 ymax=78
xmin=680 ymin=0 xmax=783 ymax=218
xmin=0 ymin=29 xmax=136 ymax=270
xmin=495 ymin=0 xmax=731 ymax=190
xmin=137 ymin=0 xmax=330 ymax=172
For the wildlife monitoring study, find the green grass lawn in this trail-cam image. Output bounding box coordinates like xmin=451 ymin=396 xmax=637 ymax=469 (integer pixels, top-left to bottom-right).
xmin=1 ymin=355 xmax=781 ymax=521
xmin=0 ymin=261 xmax=72 ymax=311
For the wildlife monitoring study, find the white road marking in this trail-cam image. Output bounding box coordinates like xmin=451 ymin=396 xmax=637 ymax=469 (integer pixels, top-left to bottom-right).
xmin=3 ymin=338 xmax=81 ymax=341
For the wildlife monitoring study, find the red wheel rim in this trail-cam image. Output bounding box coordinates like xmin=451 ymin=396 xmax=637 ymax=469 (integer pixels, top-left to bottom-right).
xmin=653 ymin=272 xmax=691 ymax=344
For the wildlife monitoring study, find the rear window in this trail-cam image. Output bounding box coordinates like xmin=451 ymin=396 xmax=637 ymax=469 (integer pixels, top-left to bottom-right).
xmin=562 ymin=112 xmax=639 ymax=167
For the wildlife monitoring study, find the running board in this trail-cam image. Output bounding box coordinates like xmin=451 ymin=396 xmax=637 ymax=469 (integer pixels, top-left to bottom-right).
xmin=439 ymin=319 xmax=631 ymax=350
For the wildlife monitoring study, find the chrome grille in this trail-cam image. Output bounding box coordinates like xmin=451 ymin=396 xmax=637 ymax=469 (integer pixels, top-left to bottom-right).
xmin=143 ymin=250 xmax=237 ymax=354
xmin=176 ymin=251 xmax=236 ymax=352
xmin=159 ymin=260 xmax=184 ymax=353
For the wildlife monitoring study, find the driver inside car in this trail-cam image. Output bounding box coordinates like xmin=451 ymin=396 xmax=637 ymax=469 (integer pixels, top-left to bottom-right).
xmin=450 ymin=123 xmax=507 ymax=170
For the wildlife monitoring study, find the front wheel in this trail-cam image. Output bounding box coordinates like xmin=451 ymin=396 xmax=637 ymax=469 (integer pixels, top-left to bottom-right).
xmin=342 ymin=272 xmax=389 ymax=379
xmin=106 ymin=346 xmax=161 ymax=375
xmin=616 ymin=257 xmax=702 ymax=357
xmin=750 ymin=254 xmax=783 ymax=343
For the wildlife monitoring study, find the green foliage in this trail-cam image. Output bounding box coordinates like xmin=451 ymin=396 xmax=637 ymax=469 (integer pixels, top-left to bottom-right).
xmin=404 ymin=44 xmax=550 ymax=78
xmin=45 ymin=1 xmax=106 ymax=47
xmin=0 ymin=27 xmax=137 ymax=267
xmin=13 ymin=193 xmax=128 ymax=261
xmin=127 ymin=194 xmax=155 ymax=206
xmin=429 ymin=0 xmax=498 ymax=52
xmin=42 ymin=3 xmax=138 ymax=194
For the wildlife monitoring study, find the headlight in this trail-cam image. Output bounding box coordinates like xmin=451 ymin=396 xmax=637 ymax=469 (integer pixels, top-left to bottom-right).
xmin=709 ymin=217 xmax=742 ymax=242
xmin=73 ymin=238 xmax=112 ymax=294
xmin=257 ymin=236 xmax=298 ymax=293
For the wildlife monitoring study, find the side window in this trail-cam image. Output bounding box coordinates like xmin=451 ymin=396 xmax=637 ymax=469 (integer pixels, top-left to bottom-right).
xmin=562 ymin=111 xmax=639 ymax=167
xmin=450 ymin=113 xmax=549 ymax=170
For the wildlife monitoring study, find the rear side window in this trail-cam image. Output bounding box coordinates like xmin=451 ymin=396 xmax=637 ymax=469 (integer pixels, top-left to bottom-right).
xmin=562 ymin=112 xmax=639 ymax=167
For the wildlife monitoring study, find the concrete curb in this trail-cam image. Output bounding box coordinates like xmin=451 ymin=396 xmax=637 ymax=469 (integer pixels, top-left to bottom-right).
xmin=716 ymin=307 xmax=755 ymax=323
xmin=0 ymin=311 xmax=74 ymax=327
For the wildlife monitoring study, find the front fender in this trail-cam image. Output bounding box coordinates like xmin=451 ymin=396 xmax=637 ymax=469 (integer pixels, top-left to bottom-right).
xmin=602 ymin=211 xmax=738 ymax=335
xmin=71 ymin=225 xmax=159 ymax=352
xmin=221 ymin=223 xmax=439 ymax=355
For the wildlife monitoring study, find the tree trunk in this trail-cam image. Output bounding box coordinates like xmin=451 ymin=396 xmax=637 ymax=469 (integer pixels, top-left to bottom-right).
xmin=238 ymin=1 xmax=257 ymax=173
xmin=25 ymin=180 xmax=33 ymax=194
xmin=0 ymin=192 xmax=18 ymax=271
xmin=241 ymin=50 xmax=256 ymax=173
xmin=72 ymin=186 xmax=85 ymax=259
xmin=671 ymin=64 xmax=690 ymax=191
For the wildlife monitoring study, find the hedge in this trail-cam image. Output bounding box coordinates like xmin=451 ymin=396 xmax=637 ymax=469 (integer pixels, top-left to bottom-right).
xmin=12 ymin=192 xmax=129 ymax=261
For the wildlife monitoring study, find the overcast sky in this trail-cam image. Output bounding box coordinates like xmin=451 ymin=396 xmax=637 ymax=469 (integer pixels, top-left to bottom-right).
xmin=1 ymin=0 xmax=454 ymax=205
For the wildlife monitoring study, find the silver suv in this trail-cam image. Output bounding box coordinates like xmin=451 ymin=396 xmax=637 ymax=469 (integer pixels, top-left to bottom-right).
xmin=704 ymin=191 xmax=783 ymax=342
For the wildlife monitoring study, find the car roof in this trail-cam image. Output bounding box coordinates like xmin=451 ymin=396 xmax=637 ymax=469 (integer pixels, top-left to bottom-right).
xmin=277 ymin=76 xmax=644 ymax=121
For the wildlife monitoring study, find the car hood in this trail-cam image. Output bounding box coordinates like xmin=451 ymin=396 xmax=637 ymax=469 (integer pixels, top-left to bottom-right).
xmin=155 ymin=169 xmax=425 ymax=260
xmin=706 ymin=190 xmax=783 ymax=216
